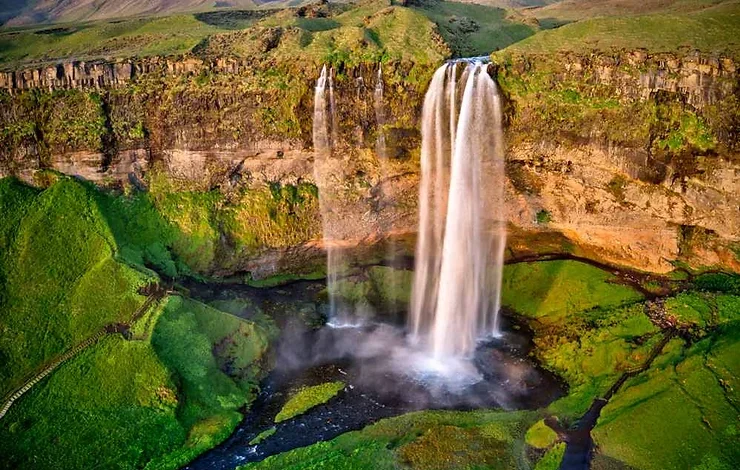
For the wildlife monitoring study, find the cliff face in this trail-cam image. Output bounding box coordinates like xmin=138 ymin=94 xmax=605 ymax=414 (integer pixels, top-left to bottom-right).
xmin=496 ymin=51 xmax=739 ymax=272
xmin=0 ymin=50 xmax=738 ymax=275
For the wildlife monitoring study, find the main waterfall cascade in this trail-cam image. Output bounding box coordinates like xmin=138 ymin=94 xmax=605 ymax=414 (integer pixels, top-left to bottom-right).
xmin=409 ymin=60 xmax=507 ymax=359
xmin=312 ymin=61 xmax=507 ymax=354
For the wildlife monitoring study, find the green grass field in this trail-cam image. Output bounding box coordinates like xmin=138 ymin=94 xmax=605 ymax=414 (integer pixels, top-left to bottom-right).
xmin=0 ymin=295 xmax=274 ymax=470
xmin=0 ymin=175 xmax=276 ymax=468
xmin=0 ymin=13 xmax=261 ymax=70
xmin=0 ymin=0 xmax=543 ymax=71
xmin=0 ymin=177 xmax=149 ymax=397
xmin=503 ymin=0 xmax=740 ymax=56
xmin=413 ymin=1 xmax=536 ymax=56
xmin=501 ymin=260 xmax=643 ymax=322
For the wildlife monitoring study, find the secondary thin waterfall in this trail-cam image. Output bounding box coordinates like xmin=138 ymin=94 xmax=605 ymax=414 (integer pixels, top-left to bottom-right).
xmin=409 ymin=60 xmax=507 ymax=358
xmin=374 ymin=63 xmax=387 ymax=158
xmin=313 ymin=65 xmax=343 ymax=319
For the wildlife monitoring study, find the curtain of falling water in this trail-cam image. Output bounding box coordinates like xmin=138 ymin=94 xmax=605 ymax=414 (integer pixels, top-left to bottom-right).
xmin=409 ymin=65 xmax=450 ymax=339
xmin=409 ymin=61 xmax=507 ymax=358
xmin=313 ymin=65 xmax=343 ymax=321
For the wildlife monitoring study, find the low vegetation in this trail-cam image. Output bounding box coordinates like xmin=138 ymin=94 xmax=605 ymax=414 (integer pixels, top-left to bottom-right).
xmin=274 ymin=381 xmax=345 ymax=423
xmin=0 ymin=175 xmax=276 ymax=468
xmin=500 ymin=259 xmax=643 ymax=322
xmin=0 ymin=13 xmax=258 ymax=70
xmin=0 ymin=177 xmax=149 ymax=397
xmin=241 ymin=410 xmax=537 ymax=470
xmin=412 ymin=0 xmax=536 ymax=57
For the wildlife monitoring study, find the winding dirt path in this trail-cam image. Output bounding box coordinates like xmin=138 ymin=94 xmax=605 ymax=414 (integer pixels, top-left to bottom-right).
xmin=0 ymin=287 xmax=165 ymax=421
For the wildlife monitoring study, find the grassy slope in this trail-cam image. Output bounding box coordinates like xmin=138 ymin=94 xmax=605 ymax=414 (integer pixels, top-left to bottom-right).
xmin=2 ymin=0 xmax=265 ymax=26
xmin=0 ymin=12 xmax=257 ymax=69
xmin=0 ymin=177 xmax=148 ymax=397
xmin=501 ymin=260 xmax=643 ymax=322
xmin=503 ymin=0 xmax=740 ymax=56
xmin=524 ymin=0 xmax=730 ymax=22
xmin=0 ymin=0 xmax=542 ymax=70
xmin=412 ymin=0 xmax=536 ymax=56
xmin=0 ymin=176 xmax=275 ymax=468
xmin=592 ymin=323 xmax=740 ymax=469
xmin=241 ymin=410 xmax=537 ymax=470
xmin=501 ymin=260 xmax=658 ymax=419
xmin=0 ymin=295 xmax=274 ymax=470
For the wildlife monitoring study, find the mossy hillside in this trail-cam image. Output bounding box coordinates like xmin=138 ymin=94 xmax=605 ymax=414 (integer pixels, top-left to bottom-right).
xmin=412 ymin=0 xmax=536 ymax=57
xmin=0 ymin=296 xmax=274 ymax=469
xmin=274 ymin=381 xmax=345 ymax=423
xmin=0 ymin=177 xmax=149 ymax=397
xmin=500 ymin=260 xmax=643 ymax=322
xmin=664 ymin=290 xmax=740 ymax=331
xmin=241 ymin=410 xmax=538 ymax=470
xmin=499 ymin=259 xmax=657 ymax=419
xmin=534 ymin=443 xmax=566 ymax=470
xmin=63 ymin=171 xmax=320 ymax=277
xmin=150 ymin=297 xmax=276 ymax=465
xmin=502 ymin=1 xmax=740 ymax=58
xmin=0 ymin=13 xmax=264 ymax=70
xmin=542 ymin=303 xmax=662 ymax=419
xmin=145 ymin=173 xmax=321 ymax=273
xmin=591 ymin=322 xmax=740 ymax=469
xmin=525 ymin=419 xmax=559 ymax=449
xmin=0 ymin=336 xmax=183 ymax=470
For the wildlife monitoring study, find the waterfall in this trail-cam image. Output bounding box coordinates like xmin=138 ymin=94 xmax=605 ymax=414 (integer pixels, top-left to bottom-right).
xmin=409 ymin=60 xmax=507 ymax=358
xmin=374 ymin=63 xmax=387 ymax=158
xmin=313 ymin=65 xmax=343 ymax=320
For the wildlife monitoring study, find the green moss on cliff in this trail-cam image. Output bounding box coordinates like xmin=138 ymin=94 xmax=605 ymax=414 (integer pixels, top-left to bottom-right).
xmin=222 ymin=181 xmax=321 ymax=256
xmin=501 ymin=260 xmax=643 ymax=321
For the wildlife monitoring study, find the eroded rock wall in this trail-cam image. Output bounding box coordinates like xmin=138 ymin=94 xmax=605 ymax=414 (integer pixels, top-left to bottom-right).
xmin=0 ymin=51 xmax=738 ymax=275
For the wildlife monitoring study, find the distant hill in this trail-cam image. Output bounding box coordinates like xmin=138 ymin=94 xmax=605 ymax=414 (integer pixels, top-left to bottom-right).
xmin=0 ymin=0 xmax=296 ymax=26
xmin=0 ymin=0 xmax=549 ymax=27
xmin=522 ymin=0 xmax=735 ymax=22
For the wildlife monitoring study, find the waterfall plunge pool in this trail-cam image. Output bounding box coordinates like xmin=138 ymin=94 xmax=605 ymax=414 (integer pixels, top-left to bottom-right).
xmin=182 ymin=275 xmax=564 ymax=470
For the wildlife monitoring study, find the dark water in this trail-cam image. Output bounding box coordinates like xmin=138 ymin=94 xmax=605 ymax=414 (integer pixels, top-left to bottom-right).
xmin=182 ymin=279 xmax=564 ymax=470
